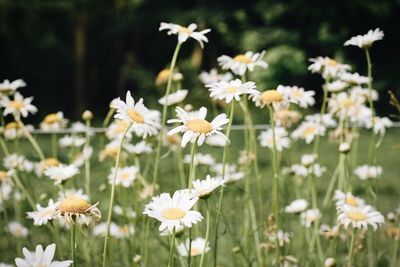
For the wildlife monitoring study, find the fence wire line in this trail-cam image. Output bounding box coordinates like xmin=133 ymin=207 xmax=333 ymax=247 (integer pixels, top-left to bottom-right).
xmin=26 ymin=122 xmax=400 ymax=134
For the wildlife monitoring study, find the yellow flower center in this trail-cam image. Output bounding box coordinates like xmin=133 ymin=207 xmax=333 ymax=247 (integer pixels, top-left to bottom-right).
xmin=120 ymin=173 xmax=130 ymax=180
xmin=302 ymin=126 xmax=316 ymax=137
xmin=0 ymin=171 xmax=8 ymax=182
xmin=44 ymin=113 xmax=61 ymax=124
xmin=190 ymin=247 xmax=201 ymax=256
xmin=58 ymin=197 xmax=91 ymax=214
xmin=325 ymin=58 xmax=338 ymax=66
xmin=346 ymin=211 xmax=368 ymax=221
xmin=9 ymin=100 xmax=24 ymax=109
xmin=291 ymin=89 xmax=303 ymax=97
xmin=339 ymin=98 xmax=355 ymax=109
xmin=44 ymin=158 xmax=60 ymax=167
xmin=103 ymin=147 xmax=118 ymax=157
xmin=261 ymin=90 xmax=283 ymax=104
xmin=179 ymin=26 xmax=192 ymax=35
xmin=234 ymin=54 xmax=253 ymax=64
xmin=161 ymin=208 xmax=185 ymax=220
xmin=127 ymin=109 xmax=144 ymax=124
xmin=35 ymin=264 xmax=47 ymax=267
xmin=5 ymin=122 xmax=19 ymax=129
xmin=345 ymin=196 xmax=359 ymax=207
xmin=156 ymin=69 xmax=171 ymax=85
xmin=187 ymin=119 xmax=213 ymax=134
xmin=225 ymin=86 xmax=239 ymax=94
xmin=165 ymin=134 xmax=180 ymax=145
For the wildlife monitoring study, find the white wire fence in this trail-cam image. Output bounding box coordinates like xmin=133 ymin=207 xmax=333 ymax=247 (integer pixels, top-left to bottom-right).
xmin=28 ymin=122 xmax=400 ymax=135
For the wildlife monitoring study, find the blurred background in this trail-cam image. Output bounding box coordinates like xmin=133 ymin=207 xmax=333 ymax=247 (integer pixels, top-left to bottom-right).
xmin=1 ymin=0 xmax=399 ymax=121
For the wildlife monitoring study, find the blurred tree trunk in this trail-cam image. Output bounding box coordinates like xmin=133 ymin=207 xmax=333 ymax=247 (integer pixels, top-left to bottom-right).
xmin=73 ymin=8 xmax=87 ymax=117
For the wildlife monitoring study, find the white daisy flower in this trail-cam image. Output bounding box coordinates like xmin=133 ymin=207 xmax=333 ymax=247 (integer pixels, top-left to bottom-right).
xmin=218 ymin=51 xmax=267 ymax=76
xmin=0 ymin=183 xmax=13 ymax=207
xmin=312 ymin=164 xmax=327 ymax=177
xmin=3 ymin=154 xmax=34 ymax=172
xmin=199 ymin=68 xmax=233 ymax=85
xmin=44 ymin=164 xmax=79 ymax=185
xmin=7 ymin=221 xmax=28 ymax=237
xmin=40 ymin=112 xmax=68 ymax=131
xmin=93 ymin=222 xmax=134 ymax=239
xmin=277 ymin=85 xmax=315 ymax=108
xmin=344 ymin=28 xmax=384 ymax=49
xmin=337 ymin=204 xmax=384 ymax=230
xmin=274 ymin=109 xmax=302 ymax=128
xmin=354 ymin=165 xmax=382 ymax=180
xmin=71 ymin=146 xmax=93 ymax=168
xmin=207 ymin=79 xmax=258 ymax=103
xmin=326 ymin=80 xmax=348 ymax=93
xmin=108 ymin=166 xmax=138 ymax=188
xmin=26 ymin=199 xmax=57 ymax=226
xmin=205 ymin=134 xmax=228 ymax=147
xmin=300 ymin=209 xmax=321 ymax=228
xmin=301 ymin=154 xmax=318 ymax=167
xmin=250 ymin=89 xmax=289 ymax=111
xmin=159 ymin=22 xmax=211 ymax=48
xmin=177 ymin=238 xmax=210 ymax=257
xmin=211 ymin=163 xmax=245 ymax=184
xmin=143 ymin=190 xmax=203 ymax=232
xmin=125 ymin=140 xmax=152 ymax=155
xmin=364 ymin=116 xmax=393 ymax=136
xmin=113 ymin=205 xmax=137 ymax=219
xmin=334 ymin=190 xmax=365 ymax=208
xmin=0 ymin=169 xmax=15 ymax=184
xmin=268 ymin=230 xmax=291 ymax=247
xmin=285 ymin=199 xmax=308 ymax=214
xmin=191 ymin=175 xmax=224 ymax=199
xmin=339 ymin=72 xmax=369 ymax=86
xmin=183 ymin=153 xmax=215 ymax=166
xmin=308 ymin=57 xmax=351 ymax=79
xmin=2 ymin=121 xmax=34 ymax=140
xmin=15 ymin=243 xmax=72 ymax=267
xmin=305 ymin=113 xmax=337 ymax=127
xmin=111 ymin=90 xmax=161 ymax=138
xmin=0 ymin=79 xmax=26 ymax=96
xmin=155 ymin=68 xmax=183 ymax=86
xmin=99 ymin=139 xmax=128 ymax=161
xmin=258 ymin=127 xmax=291 ymax=151
xmin=105 ymin=120 xmax=134 ymax=141
xmin=59 ymin=135 xmax=86 ymax=148
xmin=0 ymin=92 xmax=37 ymax=118
xmin=55 ymin=196 xmax=101 ymax=225
xmin=291 ymin=121 xmax=325 ymax=144
xmin=350 ymin=86 xmax=378 ymax=102
xmin=70 ymin=121 xmax=87 ymax=133
xmin=167 ymin=107 xmax=229 ymax=147
xmin=158 ymin=89 xmax=188 ymax=106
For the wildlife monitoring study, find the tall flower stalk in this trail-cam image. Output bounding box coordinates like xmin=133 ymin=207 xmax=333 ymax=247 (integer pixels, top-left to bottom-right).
xmin=213 ymin=100 xmax=235 ymax=267
xmin=102 ymin=123 xmax=132 ymax=267
xmin=152 ymin=42 xmax=182 ymax=188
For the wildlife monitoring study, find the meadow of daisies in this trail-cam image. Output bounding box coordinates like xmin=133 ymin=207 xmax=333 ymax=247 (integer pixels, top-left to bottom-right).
xmin=0 ymin=23 xmax=399 ymax=267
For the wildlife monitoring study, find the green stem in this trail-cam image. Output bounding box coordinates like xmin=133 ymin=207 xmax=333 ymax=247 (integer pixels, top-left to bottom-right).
xmin=102 ymin=123 xmax=132 ymax=267
xmin=347 ymin=228 xmax=357 ymax=267
xmin=51 ymin=133 xmax=57 ymax=158
xmin=84 ymin=119 xmax=91 ymax=198
xmin=15 ymin=117 xmax=45 ymax=160
xmin=188 ymin=142 xmax=197 ymax=189
xmin=199 ymin=201 xmax=210 ymax=267
xmin=71 ymin=222 xmax=77 ymax=267
xmin=365 ymin=49 xmax=377 ymax=165
xmin=312 ymin=78 xmax=329 ymax=155
xmin=152 ymin=42 xmax=182 ymax=187
xmin=213 ymin=100 xmax=235 ymax=267
xmin=268 ymin=106 xmax=281 ymax=265
xmin=168 ymin=228 xmax=176 ymax=267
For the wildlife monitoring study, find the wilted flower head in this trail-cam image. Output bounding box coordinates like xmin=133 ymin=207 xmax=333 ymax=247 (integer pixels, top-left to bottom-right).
xmin=55 ymin=196 xmax=101 ymax=225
